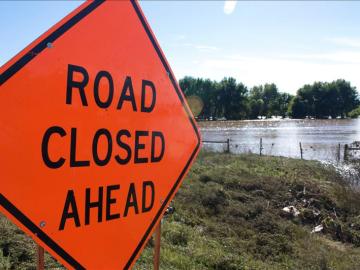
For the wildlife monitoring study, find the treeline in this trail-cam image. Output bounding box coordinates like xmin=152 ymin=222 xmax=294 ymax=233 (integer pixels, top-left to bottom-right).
xmin=179 ymin=77 xmax=360 ymax=120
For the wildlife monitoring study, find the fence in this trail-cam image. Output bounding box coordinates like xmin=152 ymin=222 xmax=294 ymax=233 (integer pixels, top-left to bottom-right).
xmin=202 ymin=139 xmax=230 ymax=153
xmin=202 ymin=138 xmax=359 ymax=163
xmin=344 ymin=142 xmax=360 ymax=161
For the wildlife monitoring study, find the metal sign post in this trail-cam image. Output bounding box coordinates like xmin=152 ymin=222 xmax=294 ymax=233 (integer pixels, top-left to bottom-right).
xmin=37 ymin=244 xmax=44 ymax=270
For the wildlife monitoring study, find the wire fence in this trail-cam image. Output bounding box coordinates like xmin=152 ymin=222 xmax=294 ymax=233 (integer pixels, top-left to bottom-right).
xmin=202 ymin=138 xmax=360 ymax=163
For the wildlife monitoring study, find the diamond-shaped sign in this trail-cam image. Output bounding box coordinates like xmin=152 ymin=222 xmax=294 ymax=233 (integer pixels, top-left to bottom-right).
xmin=0 ymin=1 xmax=200 ymax=269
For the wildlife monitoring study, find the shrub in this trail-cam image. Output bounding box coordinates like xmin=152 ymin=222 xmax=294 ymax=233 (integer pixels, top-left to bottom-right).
xmin=348 ymin=107 xmax=360 ymax=118
xmin=164 ymin=223 xmax=189 ymax=247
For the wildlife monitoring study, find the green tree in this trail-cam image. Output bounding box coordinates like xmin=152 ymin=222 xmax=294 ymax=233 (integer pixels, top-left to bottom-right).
xmin=180 ymin=77 xmax=358 ymax=120
xmin=248 ymin=84 xmax=292 ymax=118
xmin=289 ymin=80 xmax=359 ymax=118
xmin=180 ymin=76 xmax=218 ymax=119
xmin=348 ymin=107 xmax=360 ymax=118
xmin=288 ymin=96 xmax=307 ymax=118
xmin=218 ymin=77 xmax=248 ymax=120
xmin=249 ymin=98 xmax=264 ymax=119
xmin=332 ymin=79 xmax=359 ymax=117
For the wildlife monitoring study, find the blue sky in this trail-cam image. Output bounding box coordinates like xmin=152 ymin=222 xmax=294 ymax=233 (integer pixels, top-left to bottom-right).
xmin=1 ymin=1 xmax=360 ymax=94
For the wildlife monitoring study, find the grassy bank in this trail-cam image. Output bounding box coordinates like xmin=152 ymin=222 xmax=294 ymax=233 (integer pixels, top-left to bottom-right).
xmin=135 ymin=152 xmax=360 ymax=270
xmin=2 ymin=152 xmax=360 ymax=269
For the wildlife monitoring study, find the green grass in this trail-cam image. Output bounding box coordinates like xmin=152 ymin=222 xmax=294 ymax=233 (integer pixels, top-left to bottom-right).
xmin=2 ymin=151 xmax=360 ymax=269
xmin=135 ymin=152 xmax=360 ymax=270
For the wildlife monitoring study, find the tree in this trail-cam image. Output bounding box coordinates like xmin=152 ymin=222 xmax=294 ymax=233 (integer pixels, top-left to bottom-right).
xmin=289 ymin=80 xmax=359 ymax=118
xmin=288 ymin=96 xmax=307 ymax=118
xmin=217 ymin=78 xmax=248 ymax=120
xmin=248 ymin=84 xmax=292 ymax=118
xmin=332 ymin=79 xmax=359 ymax=117
xmin=348 ymin=107 xmax=360 ymax=118
xmin=249 ymin=99 xmax=264 ymax=119
xmin=179 ymin=76 xmax=218 ymax=119
xmin=180 ymin=76 xmax=358 ymax=120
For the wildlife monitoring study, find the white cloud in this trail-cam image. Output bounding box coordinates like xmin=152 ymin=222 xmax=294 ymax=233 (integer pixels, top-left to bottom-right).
xmin=327 ymin=37 xmax=360 ymax=48
xmin=223 ymin=1 xmax=237 ymax=15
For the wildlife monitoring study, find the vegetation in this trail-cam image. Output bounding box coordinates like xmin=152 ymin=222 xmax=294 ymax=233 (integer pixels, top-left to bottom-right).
xmin=289 ymin=80 xmax=359 ymax=119
xmin=134 ymin=152 xmax=360 ymax=270
xmin=248 ymin=84 xmax=293 ymax=119
xmin=180 ymin=77 xmax=359 ymax=120
xmin=2 ymin=152 xmax=360 ymax=269
xmin=348 ymin=107 xmax=360 ymax=118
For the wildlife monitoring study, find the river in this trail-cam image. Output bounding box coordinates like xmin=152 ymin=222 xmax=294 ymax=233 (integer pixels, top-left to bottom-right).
xmin=199 ymin=119 xmax=360 ymax=162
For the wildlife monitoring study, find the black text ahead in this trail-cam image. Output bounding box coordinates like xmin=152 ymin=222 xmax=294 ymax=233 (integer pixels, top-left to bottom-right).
xmin=40 ymin=64 xmax=165 ymax=230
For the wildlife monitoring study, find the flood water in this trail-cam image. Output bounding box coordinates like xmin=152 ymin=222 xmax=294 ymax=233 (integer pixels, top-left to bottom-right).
xmin=199 ymin=119 xmax=360 ymax=162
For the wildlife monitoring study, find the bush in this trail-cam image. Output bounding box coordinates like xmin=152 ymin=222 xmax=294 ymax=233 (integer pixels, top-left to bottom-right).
xmin=348 ymin=107 xmax=360 ymax=118
xmin=253 ymin=233 xmax=293 ymax=259
xmin=199 ymin=174 xmax=213 ymax=183
xmin=201 ymin=185 xmax=230 ymax=214
xmin=163 ymin=223 xmax=189 ymax=247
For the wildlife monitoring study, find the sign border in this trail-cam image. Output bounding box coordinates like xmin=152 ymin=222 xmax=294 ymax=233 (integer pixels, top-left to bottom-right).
xmin=0 ymin=0 xmax=201 ymax=269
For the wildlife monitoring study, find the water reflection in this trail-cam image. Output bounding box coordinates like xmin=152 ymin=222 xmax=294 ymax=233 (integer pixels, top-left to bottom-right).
xmin=200 ymin=119 xmax=360 ymax=162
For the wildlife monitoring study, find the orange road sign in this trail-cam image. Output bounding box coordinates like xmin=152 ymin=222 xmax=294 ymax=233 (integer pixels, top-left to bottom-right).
xmin=0 ymin=1 xmax=200 ymax=269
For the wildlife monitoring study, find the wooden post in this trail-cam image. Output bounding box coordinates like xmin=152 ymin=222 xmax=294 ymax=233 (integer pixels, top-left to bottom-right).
xmin=37 ymin=244 xmax=44 ymax=270
xmin=153 ymin=221 xmax=161 ymax=270
xmin=344 ymin=144 xmax=348 ymax=161
xmin=259 ymin=138 xmax=263 ymax=156
xmin=337 ymin=143 xmax=341 ymax=162
xmin=299 ymin=142 xmax=303 ymax=159
xmin=226 ymin=138 xmax=230 ymax=153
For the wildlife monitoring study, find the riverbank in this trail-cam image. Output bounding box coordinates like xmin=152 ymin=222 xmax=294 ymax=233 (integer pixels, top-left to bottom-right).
xmin=135 ymin=152 xmax=360 ymax=270
xmin=1 ymin=152 xmax=360 ymax=269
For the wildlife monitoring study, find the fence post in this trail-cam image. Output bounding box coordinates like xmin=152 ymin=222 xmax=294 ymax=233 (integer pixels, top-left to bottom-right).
xmin=344 ymin=144 xmax=348 ymax=161
xmin=337 ymin=143 xmax=341 ymax=162
xmin=299 ymin=142 xmax=303 ymax=159
xmin=226 ymin=138 xmax=230 ymax=153
xmin=260 ymin=138 xmax=263 ymax=156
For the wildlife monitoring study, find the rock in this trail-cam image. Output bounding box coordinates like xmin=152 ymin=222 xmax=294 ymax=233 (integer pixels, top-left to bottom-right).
xmin=311 ymin=224 xmax=324 ymax=233
xmin=282 ymin=206 xmax=300 ymax=217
